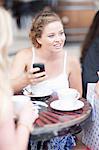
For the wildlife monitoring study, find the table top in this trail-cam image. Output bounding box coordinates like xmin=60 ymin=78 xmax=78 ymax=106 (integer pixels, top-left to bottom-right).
xmin=31 ymin=97 xmax=92 ymax=141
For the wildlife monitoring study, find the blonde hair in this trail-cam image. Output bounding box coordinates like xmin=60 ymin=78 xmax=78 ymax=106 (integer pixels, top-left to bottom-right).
xmin=0 ymin=7 xmax=13 ymax=122
xmin=0 ymin=7 xmax=13 ymax=51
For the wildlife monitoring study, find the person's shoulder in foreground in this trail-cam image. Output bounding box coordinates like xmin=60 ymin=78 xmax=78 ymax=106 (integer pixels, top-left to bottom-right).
xmin=0 ymin=7 xmax=38 ymax=150
xmin=80 ymin=10 xmax=99 ymax=98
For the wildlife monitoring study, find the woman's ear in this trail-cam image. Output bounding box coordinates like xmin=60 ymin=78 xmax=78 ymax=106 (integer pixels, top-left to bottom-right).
xmin=36 ymin=38 xmax=42 ymax=45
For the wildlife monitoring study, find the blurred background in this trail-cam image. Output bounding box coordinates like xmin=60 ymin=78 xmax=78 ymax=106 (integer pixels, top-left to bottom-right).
xmin=0 ymin=0 xmax=99 ymax=58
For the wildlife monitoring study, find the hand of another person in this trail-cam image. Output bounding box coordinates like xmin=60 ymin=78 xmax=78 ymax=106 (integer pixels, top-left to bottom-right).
xmin=26 ymin=67 xmax=47 ymax=85
xmin=18 ymin=100 xmax=39 ymax=132
xmin=95 ymin=81 xmax=99 ymax=98
xmin=95 ymin=72 xmax=99 ymax=98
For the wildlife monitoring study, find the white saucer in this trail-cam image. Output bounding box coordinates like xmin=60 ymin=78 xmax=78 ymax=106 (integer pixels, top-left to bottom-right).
xmin=50 ymin=100 xmax=84 ymax=111
xmin=23 ymin=90 xmax=52 ymax=97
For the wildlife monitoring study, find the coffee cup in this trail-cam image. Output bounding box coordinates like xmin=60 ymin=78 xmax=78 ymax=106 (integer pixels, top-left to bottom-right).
xmin=57 ymin=88 xmax=80 ymax=107
xmin=12 ymin=95 xmax=30 ymax=117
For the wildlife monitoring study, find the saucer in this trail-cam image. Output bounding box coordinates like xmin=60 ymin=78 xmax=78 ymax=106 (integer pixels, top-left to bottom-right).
xmin=23 ymin=90 xmax=52 ymax=98
xmin=50 ymin=100 xmax=84 ymax=111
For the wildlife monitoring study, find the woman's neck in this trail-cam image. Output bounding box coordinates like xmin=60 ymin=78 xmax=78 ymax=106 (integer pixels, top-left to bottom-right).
xmin=36 ymin=48 xmax=63 ymax=61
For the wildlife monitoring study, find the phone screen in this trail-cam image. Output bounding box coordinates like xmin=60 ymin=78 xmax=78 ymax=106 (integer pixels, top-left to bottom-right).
xmin=33 ymin=63 xmax=45 ymax=74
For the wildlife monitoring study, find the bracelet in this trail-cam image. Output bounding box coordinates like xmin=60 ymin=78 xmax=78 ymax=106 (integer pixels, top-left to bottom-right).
xmin=17 ymin=122 xmax=33 ymax=133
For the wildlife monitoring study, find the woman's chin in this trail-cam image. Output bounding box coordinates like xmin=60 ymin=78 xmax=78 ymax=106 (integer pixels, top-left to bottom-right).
xmin=52 ymin=48 xmax=62 ymax=53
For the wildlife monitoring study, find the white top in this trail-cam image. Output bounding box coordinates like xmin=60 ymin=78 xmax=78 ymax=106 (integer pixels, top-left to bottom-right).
xmin=24 ymin=47 xmax=69 ymax=95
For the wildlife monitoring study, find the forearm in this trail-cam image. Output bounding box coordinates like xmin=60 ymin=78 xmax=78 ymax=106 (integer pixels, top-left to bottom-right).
xmin=16 ymin=122 xmax=31 ymax=150
xmin=0 ymin=120 xmax=30 ymax=150
xmin=69 ymin=74 xmax=82 ymax=97
xmin=11 ymin=76 xmax=28 ymax=94
xmin=0 ymin=119 xmax=17 ymax=150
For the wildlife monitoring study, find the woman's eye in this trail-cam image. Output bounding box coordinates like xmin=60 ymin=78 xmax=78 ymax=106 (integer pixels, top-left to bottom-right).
xmin=48 ymin=34 xmax=54 ymax=38
xmin=60 ymin=31 xmax=64 ymax=35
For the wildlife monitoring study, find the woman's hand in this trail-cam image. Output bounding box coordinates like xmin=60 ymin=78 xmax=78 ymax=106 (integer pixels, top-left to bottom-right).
xmin=26 ymin=67 xmax=47 ymax=85
xmin=95 ymin=81 xmax=99 ymax=98
xmin=95 ymin=72 xmax=99 ymax=98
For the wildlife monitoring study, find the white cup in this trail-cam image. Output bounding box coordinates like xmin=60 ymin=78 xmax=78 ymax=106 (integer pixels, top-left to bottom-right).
xmin=12 ymin=95 xmax=30 ymax=116
xmin=57 ymin=88 xmax=80 ymax=107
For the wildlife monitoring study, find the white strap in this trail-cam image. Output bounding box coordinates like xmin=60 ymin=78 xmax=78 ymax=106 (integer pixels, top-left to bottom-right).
xmin=63 ymin=51 xmax=67 ymax=73
xmin=31 ymin=47 xmax=35 ymax=70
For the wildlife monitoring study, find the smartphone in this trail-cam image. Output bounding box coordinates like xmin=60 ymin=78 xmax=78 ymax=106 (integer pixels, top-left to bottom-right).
xmin=33 ymin=63 xmax=45 ymax=74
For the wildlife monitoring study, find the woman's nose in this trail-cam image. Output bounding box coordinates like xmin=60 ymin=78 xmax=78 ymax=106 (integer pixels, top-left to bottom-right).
xmin=55 ymin=35 xmax=61 ymax=42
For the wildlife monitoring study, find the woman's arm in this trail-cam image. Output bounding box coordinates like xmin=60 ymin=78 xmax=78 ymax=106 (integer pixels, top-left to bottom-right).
xmin=0 ymin=96 xmax=38 ymax=150
xmin=0 ymin=98 xmax=17 ymax=150
xmin=68 ymin=56 xmax=82 ymax=96
xmin=0 ymin=120 xmax=16 ymax=150
xmin=16 ymin=101 xmax=38 ymax=150
xmin=10 ymin=49 xmax=47 ymax=94
xmin=10 ymin=50 xmax=30 ymax=93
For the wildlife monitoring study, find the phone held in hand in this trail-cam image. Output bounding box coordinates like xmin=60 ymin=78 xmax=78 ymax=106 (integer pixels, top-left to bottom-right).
xmin=33 ymin=63 xmax=45 ymax=74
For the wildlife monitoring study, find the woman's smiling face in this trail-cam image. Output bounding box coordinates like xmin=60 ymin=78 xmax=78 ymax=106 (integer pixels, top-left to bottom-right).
xmin=37 ymin=21 xmax=66 ymax=53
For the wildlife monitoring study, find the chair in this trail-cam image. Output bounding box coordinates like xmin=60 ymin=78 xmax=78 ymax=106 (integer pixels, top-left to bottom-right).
xmin=82 ymin=83 xmax=99 ymax=150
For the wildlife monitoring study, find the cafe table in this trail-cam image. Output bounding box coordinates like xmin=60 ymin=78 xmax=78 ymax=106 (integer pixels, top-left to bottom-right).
xmin=30 ymin=96 xmax=92 ymax=142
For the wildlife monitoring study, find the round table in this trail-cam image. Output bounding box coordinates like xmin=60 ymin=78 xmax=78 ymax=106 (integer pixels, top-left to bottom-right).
xmin=31 ymin=97 xmax=92 ymax=141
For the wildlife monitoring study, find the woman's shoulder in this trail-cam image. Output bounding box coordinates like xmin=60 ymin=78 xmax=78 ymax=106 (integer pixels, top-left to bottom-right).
xmin=15 ymin=47 xmax=32 ymax=59
xmin=67 ymin=53 xmax=80 ymax=65
xmin=12 ymin=47 xmax=33 ymax=66
xmin=67 ymin=53 xmax=81 ymax=71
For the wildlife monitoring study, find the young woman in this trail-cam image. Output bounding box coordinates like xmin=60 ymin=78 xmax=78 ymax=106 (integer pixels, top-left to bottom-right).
xmin=0 ymin=7 xmax=38 ymax=150
xmin=11 ymin=9 xmax=82 ymax=95
xmin=11 ymin=8 xmax=82 ymax=149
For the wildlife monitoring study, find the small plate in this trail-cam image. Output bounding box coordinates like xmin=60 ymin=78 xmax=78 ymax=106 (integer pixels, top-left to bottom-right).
xmin=50 ymin=100 xmax=84 ymax=111
xmin=23 ymin=90 xmax=52 ymax=98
